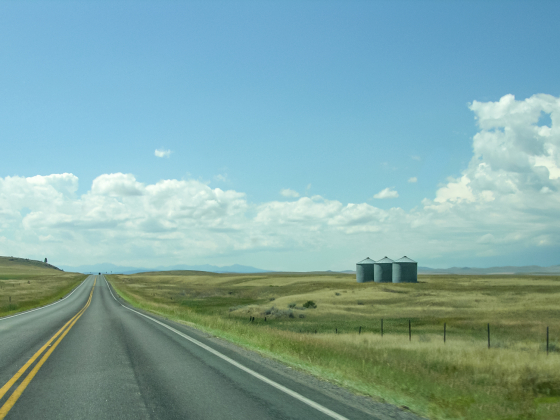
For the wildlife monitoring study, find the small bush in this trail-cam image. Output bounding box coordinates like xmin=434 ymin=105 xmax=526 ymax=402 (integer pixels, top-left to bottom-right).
xmin=298 ymin=314 xmax=305 ymax=318
xmin=288 ymin=302 xmax=296 ymax=308
xmin=303 ymin=300 xmax=317 ymax=309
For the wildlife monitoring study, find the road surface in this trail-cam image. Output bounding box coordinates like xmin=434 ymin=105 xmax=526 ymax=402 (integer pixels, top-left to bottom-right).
xmin=0 ymin=275 xmax=423 ymax=419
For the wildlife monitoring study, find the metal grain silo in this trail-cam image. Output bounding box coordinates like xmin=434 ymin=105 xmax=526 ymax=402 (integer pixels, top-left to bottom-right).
xmin=374 ymin=257 xmax=393 ymax=283
xmin=392 ymin=256 xmax=417 ymax=283
xmin=356 ymin=257 xmax=375 ymax=283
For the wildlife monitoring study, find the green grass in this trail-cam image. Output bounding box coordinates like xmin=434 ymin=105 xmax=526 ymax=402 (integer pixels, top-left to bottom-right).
xmin=0 ymin=256 xmax=86 ymax=317
xmin=107 ymin=271 xmax=560 ymax=420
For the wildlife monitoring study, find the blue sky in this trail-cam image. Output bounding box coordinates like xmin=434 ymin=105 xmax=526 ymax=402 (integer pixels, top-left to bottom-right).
xmin=1 ymin=1 xmax=559 ymax=270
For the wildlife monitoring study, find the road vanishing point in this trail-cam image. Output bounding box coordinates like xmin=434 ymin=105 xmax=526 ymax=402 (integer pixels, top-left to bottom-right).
xmin=0 ymin=275 xmax=422 ymax=419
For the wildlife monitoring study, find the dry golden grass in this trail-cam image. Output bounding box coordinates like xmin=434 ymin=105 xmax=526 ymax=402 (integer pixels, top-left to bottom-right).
xmin=108 ymin=271 xmax=560 ymax=420
xmin=0 ymin=256 xmax=86 ymax=316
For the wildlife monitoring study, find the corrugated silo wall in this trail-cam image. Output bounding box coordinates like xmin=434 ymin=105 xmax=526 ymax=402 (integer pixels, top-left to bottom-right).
xmin=356 ymin=264 xmax=374 ymax=283
xmin=392 ymin=263 xmax=418 ymax=283
xmin=374 ymin=263 xmax=392 ymax=282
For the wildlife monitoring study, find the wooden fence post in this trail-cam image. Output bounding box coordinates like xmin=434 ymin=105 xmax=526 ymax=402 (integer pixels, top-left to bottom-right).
xmin=409 ymin=320 xmax=411 ymax=341
xmin=547 ymin=326 xmax=549 ymax=355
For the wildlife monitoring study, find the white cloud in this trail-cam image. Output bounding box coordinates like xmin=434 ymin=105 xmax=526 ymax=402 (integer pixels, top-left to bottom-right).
xmin=408 ymin=177 xmax=417 ymax=183
xmin=434 ymin=175 xmax=474 ymax=204
xmin=154 ymin=149 xmax=172 ymax=158
xmin=92 ymin=173 xmax=144 ymax=196
xmin=280 ymin=188 xmax=300 ymax=198
xmin=2 ymin=94 xmax=560 ymax=270
xmin=373 ymin=187 xmax=399 ymax=199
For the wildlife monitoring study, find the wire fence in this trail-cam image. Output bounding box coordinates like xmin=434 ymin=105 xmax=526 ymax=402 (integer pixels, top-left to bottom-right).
xmin=248 ymin=316 xmax=557 ymax=354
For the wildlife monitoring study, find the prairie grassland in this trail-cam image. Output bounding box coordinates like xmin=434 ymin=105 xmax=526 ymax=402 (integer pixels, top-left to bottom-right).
xmin=0 ymin=256 xmax=86 ymax=316
xmin=107 ymin=271 xmax=560 ymax=420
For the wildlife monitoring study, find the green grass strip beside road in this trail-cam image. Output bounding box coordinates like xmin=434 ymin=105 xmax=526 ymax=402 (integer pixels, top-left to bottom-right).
xmin=0 ymin=274 xmax=87 ymax=318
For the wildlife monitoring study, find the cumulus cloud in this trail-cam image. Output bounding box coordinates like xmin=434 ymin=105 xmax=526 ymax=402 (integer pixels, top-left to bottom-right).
xmin=155 ymin=149 xmax=172 ymax=158
xmin=1 ymin=93 xmax=560 ymax=270
xmin=429 ymin=93 xmax=560 ymax=207
xmin=92 ymin=173 xmax=144 ymax=196
xmin=280 ymin=188 xmax=300 ymax=198
xmin=408 ymin=177 xmax=417 ymax=183
xmin=373 ymin=187 xmax=399 ymax=199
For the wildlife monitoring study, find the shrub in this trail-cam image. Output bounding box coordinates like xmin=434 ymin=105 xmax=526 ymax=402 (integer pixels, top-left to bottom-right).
xmin=303 ymin=300 xmax=317 ymax=309
xmin=288 ymin=302 xmax=296 ymax=308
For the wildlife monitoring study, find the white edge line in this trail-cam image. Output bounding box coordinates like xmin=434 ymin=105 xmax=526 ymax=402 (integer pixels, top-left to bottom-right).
xmin=103 ymin=276 xmax=349 ymax=420
xmin=0 ymin=274 xmax=92 ymax=322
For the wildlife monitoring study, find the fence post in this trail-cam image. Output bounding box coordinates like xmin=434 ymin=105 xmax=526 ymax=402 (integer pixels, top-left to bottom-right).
xmin=359 ymin=326 xmax=361 ymax=335
xmin=444 ymin=323 xmax=446 ymax=343
xmin=381 ymin=319 xmax=383 ymax=337
xmin=409 ymin=320 xmax=411 ymax=341
xmin=487 ymin=323 xmax=490 ymax=349
xmin=336 ymin=328 xmax=337 ymax=334
xmin=547 ymin=326 xmax=549 ymax=355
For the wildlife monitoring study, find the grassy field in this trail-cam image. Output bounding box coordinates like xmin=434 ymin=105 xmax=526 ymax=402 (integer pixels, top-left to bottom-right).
xmin=0 ymin=256 xmax=86 ymax=316
xmin=107 ymin=271 xmax=560 ymax=420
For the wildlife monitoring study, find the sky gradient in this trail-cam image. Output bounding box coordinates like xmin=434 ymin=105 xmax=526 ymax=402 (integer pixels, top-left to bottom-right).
xmin=1 ymin=1 xmax=559 ymax=270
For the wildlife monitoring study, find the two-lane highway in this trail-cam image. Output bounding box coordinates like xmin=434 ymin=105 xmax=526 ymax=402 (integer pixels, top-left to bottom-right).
xmin=0 ymin=275 xmax=422 ymax=419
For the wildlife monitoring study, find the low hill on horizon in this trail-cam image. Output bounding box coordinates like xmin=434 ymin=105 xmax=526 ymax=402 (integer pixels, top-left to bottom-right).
xmin=417 ymin=264 xmax=560 ymax=275
xmin=58 ymin=262 xmax=271 ymax=275
xmin=0 ymin=256 xmax=63 ymax=273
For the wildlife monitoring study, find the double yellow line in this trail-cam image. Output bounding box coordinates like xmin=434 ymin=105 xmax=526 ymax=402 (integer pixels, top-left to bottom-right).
xmin=0 ymin=278 xmax=96 ymax=419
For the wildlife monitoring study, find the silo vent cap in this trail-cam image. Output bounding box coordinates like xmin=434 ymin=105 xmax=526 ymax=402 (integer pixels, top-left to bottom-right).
xmin=375 ymin=257 xmax=394 ymax=263
xmin=395 ymin=256 xmax=416 ymax=263
xmin=357 ymin=257 xmax=375 ymax=264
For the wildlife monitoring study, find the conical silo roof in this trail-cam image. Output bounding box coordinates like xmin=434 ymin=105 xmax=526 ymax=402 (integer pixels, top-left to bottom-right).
xmin=395 ymin=256 xmax=416 ymax=263
xmin=358 ymin=257 xmax=375 ymax=264
xmin=376 ymin=257 xmax=393 ymax=264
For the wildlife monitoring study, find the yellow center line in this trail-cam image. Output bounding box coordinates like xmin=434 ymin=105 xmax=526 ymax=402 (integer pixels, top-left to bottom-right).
xmin=0 ymin=278 xmax=96 ymax=419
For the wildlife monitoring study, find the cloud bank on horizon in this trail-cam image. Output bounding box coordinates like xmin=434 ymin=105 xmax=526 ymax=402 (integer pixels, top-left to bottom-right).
xmin=1 ymin=94 xmax=559 ymax=270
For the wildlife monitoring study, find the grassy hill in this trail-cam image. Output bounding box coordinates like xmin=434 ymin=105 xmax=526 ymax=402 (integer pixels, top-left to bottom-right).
xmin=0 ymin=256 xmax=86 ymax=316
xmin=0 ymin=256 xmax=63 ymax=273
xmin=108 ymin=271 xmax=560 ymax=420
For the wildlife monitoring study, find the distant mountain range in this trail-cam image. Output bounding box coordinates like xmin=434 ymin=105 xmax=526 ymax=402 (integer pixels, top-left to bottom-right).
xmin=58 ymin=262 xmax=270 ymax=275
xmin=417 ymin=265 xmax=560 ymax=275
xmin=57 ymin=262 xmax=560 ymax=275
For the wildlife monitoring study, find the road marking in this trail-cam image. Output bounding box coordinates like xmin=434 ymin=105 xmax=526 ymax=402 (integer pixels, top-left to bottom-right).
xmin=104 ymin=276 xmax=349 ymax=420
xmin=0 ymin=279 xmax=96 ymax=419
xmin=0 ymin=275 xmax=90 ymax=322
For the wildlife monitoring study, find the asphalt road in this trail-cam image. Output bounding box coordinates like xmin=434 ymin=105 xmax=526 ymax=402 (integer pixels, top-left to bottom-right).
xmin=0 ymin=275 xmax=423 ymax=420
